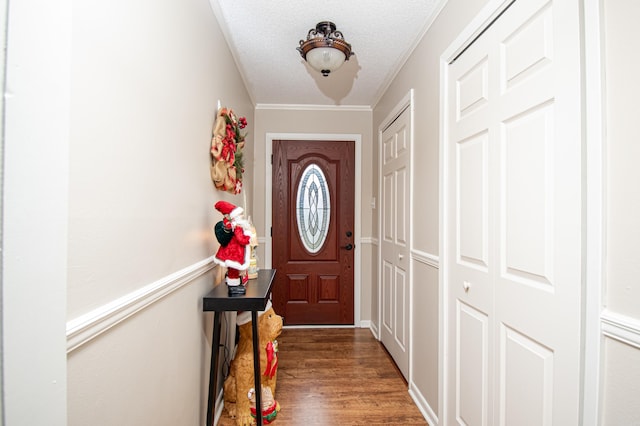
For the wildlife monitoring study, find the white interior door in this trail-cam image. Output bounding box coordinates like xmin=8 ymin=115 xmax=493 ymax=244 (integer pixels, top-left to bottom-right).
xmin=381 ymin=105 xmax=411 ymax=379
xmin=445 ymin=0 xmax=583 ymax=424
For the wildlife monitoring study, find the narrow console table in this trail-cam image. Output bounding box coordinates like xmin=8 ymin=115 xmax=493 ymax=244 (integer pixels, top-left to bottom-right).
xmin=203 ymin=269 xmax=276 ymax=426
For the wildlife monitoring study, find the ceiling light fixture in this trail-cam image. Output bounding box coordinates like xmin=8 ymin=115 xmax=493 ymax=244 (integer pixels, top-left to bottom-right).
xmin=297 ymin=21 xmax=354 ymax=77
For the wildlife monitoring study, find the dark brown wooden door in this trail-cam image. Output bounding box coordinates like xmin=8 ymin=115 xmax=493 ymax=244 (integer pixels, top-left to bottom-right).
xmin=272 ymin=139 xmax=355 ymax=325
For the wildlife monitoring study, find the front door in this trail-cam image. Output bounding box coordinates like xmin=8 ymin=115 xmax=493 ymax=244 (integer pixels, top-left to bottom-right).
xmin=272 ymin=139 xmax=355 ymax=325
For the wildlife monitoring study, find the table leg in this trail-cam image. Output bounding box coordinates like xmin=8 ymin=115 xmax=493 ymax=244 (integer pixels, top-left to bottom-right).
xmin=206 ymin=311 xmax=222 ymax=426
xmin=251 ymin=311 xmax=263 ymax=426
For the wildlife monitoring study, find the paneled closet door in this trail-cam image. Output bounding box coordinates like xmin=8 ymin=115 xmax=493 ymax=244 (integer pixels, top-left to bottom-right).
xmin=445 ymin=0 xmax=583 ymax=424
xmin=380 ymin=105 xmax=411 ymax=380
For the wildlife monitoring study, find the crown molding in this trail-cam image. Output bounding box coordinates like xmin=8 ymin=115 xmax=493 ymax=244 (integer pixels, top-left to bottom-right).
xmin=255 ymin=103 xmax=372 ymax=112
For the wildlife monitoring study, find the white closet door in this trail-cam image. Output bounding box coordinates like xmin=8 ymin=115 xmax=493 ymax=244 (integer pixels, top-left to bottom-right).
xmin=381 ymin=105 xmax=411 ymax=379
xmin=446 ymin=0 xmax=583 ymax=424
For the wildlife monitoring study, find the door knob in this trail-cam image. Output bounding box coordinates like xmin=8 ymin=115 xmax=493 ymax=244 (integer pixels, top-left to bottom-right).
xmin=341 ymin=243 xmax=354 ymax=251
xmin=463 ymin=281 xmax=471 ymax=293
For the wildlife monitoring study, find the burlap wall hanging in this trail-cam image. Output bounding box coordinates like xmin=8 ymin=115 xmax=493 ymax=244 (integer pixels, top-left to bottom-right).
xmin=210 ymin=107 xmax=246 ymax=194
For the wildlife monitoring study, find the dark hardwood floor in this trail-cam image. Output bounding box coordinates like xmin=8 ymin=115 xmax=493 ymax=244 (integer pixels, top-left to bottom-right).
xmin=217 ymin=328 xmax=428 ymax=425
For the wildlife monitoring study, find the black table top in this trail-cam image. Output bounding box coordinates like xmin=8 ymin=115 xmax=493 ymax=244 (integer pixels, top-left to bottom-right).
xmin=203 ymin=269 xmax=276 ymax=312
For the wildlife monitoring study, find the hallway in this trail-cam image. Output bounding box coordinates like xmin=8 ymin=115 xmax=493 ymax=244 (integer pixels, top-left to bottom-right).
xmin=217 ymin=328 xmax=427 ymax=425
xmin=5 ymin=0 xmax=639 ymax=424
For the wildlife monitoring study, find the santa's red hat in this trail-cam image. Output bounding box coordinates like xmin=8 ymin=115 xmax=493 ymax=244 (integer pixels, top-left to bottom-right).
xmin=214 ymin=201 xmax=243 ymax=219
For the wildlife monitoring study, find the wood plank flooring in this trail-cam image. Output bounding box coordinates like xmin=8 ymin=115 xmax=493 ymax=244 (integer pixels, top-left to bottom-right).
xmin=217 ymin=328 xmax=428 ymax=425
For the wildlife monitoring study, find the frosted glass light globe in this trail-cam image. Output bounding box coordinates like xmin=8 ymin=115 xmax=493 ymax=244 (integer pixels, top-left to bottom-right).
xmin=305 ymin=47 xmax=346 ymax=76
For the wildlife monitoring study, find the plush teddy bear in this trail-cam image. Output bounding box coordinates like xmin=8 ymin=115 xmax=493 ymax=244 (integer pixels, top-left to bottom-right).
xmin=223 ymin=301 xmax=283 ymax=426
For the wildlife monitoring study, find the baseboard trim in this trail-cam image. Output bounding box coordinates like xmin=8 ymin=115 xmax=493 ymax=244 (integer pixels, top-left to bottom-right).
xmin=281 ymin=322 xmax=372 ymax=330
xmin=283 ymin=325 xmax=356 ymax=330
xmin=409 ymin=381 xmax=438 ymax=425
xmin=601 ymin=309 xmax=640 ymax=349
xmin=369 ymin=322 xmax=379 ymax=340
xmin=66 ymin=256 xmax=216 ymax=353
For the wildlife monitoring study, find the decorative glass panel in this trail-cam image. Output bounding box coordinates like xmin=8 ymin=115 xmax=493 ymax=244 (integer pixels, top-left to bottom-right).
xmin=296 ymin=164 xmax=331 ymax=253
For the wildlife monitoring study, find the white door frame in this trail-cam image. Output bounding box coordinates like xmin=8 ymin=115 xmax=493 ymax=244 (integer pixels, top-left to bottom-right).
xmin=264 ymin=132 xmax=362 ymax=327
xmin=438 ymin=0 xmax=604 ymax=425
xmin=377 ymin=89 xmax=414 ymax=377
xmin=582 ymin=0 xmax=605 ymax=424
xmin=3 ymin=0 xmax=71 ymax=423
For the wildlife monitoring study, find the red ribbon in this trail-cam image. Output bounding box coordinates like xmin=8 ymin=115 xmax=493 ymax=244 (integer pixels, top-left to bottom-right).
xmin=263 ymin=340 xmax=278 ymax=378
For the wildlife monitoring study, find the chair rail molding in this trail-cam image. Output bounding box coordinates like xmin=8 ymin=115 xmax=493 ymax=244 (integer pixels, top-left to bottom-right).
xmin=411 ymin=248 xmax=439 ymax=269
xmin=360 ymin=236 xmax=377 ymax=246
xmin=601 ymin=309 xmax=640 ymax=349
xmin=66 ymin=256 xmax=216 ymax=352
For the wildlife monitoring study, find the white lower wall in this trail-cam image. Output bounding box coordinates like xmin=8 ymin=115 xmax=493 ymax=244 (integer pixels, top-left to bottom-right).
xmin=368 ymin=239 xmax=380 ymax=338
xmin=67 ymin=264 xmax=231 ymax=425
xmin=601 ymin=337 xmax=640 ymax=425
xmin=600 ymin=312 xmax=640 ymax=425
xmin=409 ymin=252 xmax=440 ymax=425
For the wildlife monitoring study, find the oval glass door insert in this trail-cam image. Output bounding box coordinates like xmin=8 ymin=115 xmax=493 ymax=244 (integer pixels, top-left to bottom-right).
xmin=296 ymin=163 xmax=331 ymax=253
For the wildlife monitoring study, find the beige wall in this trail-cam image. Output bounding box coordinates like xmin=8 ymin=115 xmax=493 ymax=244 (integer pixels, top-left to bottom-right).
xmin=64 ymin=0 xmax=253 ymax=423
xmin=68 ymin=0 xmax=253 ymax=319
xmin=372 ymin=0 xmax=490 ymax=421
xmin=601 ymin=0 xmax=640 ymax=424
xmin=603 ymin=0 xmax=640 ymax=319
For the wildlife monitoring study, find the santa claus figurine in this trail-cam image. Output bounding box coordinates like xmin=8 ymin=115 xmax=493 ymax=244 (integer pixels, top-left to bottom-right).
xmin=212 ymin=201 xmax=252 ymax=294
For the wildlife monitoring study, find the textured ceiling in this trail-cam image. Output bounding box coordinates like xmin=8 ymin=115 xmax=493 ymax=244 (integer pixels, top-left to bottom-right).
xmin=210 ymin=0 xmax=444 ymax=107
